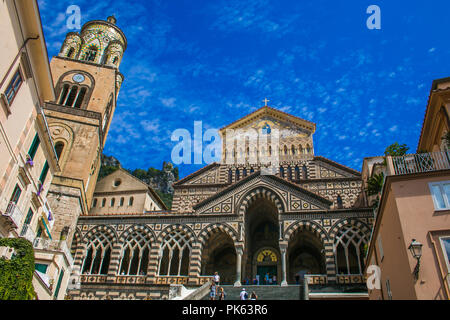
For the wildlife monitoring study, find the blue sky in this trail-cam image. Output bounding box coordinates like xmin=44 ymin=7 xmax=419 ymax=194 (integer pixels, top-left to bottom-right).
xmin=38 ymin=0 xmax=450 ymax=179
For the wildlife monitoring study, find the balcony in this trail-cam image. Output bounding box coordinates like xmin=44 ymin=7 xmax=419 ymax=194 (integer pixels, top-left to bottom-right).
xmin=33 ymin=238 xmax=74 ymax=267
xmin=0 ymin=202 xmax=25 ymax=230
xmin=387 ymin=151 xmax=450 ymax=176
xmin=20 ymin=224 xmax=36 ymax=243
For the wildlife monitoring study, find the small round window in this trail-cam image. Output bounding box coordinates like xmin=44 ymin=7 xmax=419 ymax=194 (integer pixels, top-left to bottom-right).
xmin=113 ymin=179 xmax=122 ymax=187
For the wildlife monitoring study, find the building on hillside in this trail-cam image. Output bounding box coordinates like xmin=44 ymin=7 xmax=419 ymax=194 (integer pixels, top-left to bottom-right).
xmin=0 ymin=0 xmax=72 ymax=300
xmin=363 ymin=77 xmax=450 ymax=300
xmin=67 ymin=105 xmax=375 ymax=300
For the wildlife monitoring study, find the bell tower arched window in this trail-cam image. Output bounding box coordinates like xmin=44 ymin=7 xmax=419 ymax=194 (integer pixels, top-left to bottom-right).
xmin=83 ymin=46 xmax=98 ymax=62
xmin=58 ymin=84 xmax=89 ymax=109
xmin=65 ymin=86 xmax=78 ymax=106
xmin=74 ymin=87 xmax=87 ymax=109
xmin=103 ymin=97 xmax=113 ymax=131
xmin=67 ymin=47 xmax=75 ymax=58
xmin=55 ymin=142 xmax=64 ymax=161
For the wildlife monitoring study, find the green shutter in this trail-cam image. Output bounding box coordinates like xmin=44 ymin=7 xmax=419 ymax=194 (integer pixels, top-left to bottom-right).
xmin=24 ymin=208 xmax=34 ymax=225
xmin=9 ymin=184 xmax=22 ymax=203
xmin=35 ymin=263 xmax=48 ymax=274
xmin=54 ymin=269 xmax=65 ymax=299
xmin=39 ymin=161 xmax=49 ymax=185
xmin=28 ymin=134 xmax=40 ymax=160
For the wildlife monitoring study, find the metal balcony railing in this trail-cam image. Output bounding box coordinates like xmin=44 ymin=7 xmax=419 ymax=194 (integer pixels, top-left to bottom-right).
xmin=20 ymin=224 xmax=36 ymax=243
xmin=33 ymin=238 xmax=74 ymax=267
xmin=1 ymin=202 xmax=25 ymax=229
xmin=388 ymin=151 xmax=450 ymax=176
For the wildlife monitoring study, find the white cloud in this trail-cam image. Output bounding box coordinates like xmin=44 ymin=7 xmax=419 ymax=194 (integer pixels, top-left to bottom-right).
xmin=160 ymin=97 xmax=176 ymax=108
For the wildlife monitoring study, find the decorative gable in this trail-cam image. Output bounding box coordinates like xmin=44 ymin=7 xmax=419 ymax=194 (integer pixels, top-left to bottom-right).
xmin=194 ymin=173 xmax=332 ymax=215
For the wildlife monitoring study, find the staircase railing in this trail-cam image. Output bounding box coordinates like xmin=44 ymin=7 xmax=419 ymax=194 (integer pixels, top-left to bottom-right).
xmin=183 ymin=281 xmax=211 ymax=300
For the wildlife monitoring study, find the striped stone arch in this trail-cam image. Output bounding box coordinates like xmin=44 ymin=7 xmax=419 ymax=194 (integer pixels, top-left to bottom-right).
xmin=156 ymin=224 xmax=197 ymax=244
xmin=83 ymin=225 xmax=118 ymax=244
xmin=71 ymin=227 xmax=83 ymax=250
xmin=284 ymin=220 xmax=329 ymax=243
xmin=329 ymin=218 xmax=372 ymax=241
xmin=237 ymin=186 xmax=286 ymax=216
xmin=118 ymin=224 xmax=156 ymax=245
xmin=198 ymin=223 xmax=239 ymax=249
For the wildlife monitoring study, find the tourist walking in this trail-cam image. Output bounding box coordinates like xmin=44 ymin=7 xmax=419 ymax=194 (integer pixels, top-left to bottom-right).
xmin=272 ymin=275 xmax=277 ymax=285
xmin=265 ymin=273 xmax=270 ymax=285
xmin=240 ymin=288 xmax=248 ymax=300
xmin=218 ymin=287 xmax=226 ymax=300
xmin=250 ymin=291 xmax=258 ymax=300
xmin=214 ymin=272 xmax=220 ymax=286
xmin=209 ymin=281 xmax=217 ymax=301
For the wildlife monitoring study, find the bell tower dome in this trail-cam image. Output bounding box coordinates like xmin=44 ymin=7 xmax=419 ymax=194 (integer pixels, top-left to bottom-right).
xmin=59 ymin=16 xmax=127 ymax=69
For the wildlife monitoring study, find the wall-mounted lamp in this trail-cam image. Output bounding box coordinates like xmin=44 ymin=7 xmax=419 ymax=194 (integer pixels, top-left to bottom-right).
xmin=408 ymin=239 xmax=423 ymax=280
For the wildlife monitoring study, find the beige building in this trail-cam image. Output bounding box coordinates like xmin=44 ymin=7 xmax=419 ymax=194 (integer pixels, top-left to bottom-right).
xmin=90 ymin=168 xmax=167 ymax=216
xmin=364 ymin=77 xmax=450 ymax=300
xmin=0 ymin=0 xmax=73 ymax=300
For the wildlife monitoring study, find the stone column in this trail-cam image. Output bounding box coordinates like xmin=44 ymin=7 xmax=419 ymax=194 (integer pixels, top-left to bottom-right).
xmin=188 ymin=242 xmax=202 ymax=286
xmin=107 ymin=243 xmax=123 ymax=282
xmin=147 ymin=243 xmax=161 ymax=284
xmin=280 ymin=244 xmax=288 ymax=286
xmin=234 ymin=246 xmax=244 ymax=287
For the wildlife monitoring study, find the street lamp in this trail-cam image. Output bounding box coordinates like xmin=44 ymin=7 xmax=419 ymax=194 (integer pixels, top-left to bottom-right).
xmin=408 ymin=239 xmax=423 ymax=280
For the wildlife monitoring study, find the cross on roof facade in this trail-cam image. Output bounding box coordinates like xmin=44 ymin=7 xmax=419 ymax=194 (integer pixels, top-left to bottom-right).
xmin=263 ymin=98 xmax=270 ymax=106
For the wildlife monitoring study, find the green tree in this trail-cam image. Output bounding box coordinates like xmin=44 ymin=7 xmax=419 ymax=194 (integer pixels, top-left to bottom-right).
xmin=367 ymin=172 xmax=384 ymax=196
xmin=98 ymin=165 xmax=119 ymax=180
xmin=384 ymin=142 xmax=409 ymax=157
xmin=0 ymin=238 xmax=36 ymax=300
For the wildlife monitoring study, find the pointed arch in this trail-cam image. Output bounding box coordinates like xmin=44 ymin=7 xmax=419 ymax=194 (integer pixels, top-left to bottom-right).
xmin=117 ymin=225 xmax=155 ymax=276
xmin=198 ymin=223 xmax=239 ymax=249
xmin=81 ymin=226 xmax=117 ymax=275
xmin=284 ymin=220 xmax=329 ymax=242
xmin=157 ymin=225 xmax=195 ymax=276
xmin=237 ymin=186 xmax=286 ymax=216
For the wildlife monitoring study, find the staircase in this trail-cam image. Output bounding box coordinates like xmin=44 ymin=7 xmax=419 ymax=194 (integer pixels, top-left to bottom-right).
xmin=201 ymin=285 xmax=303 ymax=300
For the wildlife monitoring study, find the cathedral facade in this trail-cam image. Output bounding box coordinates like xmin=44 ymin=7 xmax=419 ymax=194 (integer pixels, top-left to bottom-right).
xmin=38 ymin=16 xmax=375 ymax=300
xmin=67 ymin=106 xmax=374 ymax=299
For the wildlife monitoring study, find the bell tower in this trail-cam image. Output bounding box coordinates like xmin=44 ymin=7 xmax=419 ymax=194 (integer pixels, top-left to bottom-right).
xmin=43 ymin=16 xmax=127 ymax=246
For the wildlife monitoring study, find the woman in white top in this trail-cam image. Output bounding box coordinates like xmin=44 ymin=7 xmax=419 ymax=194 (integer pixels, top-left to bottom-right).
xmin=213 ymin=272 xmax=220 ymax=285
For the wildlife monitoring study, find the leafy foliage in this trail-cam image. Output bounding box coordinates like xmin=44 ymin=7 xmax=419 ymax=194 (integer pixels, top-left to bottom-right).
xmin=155 ymin=190 xmax=174 ymax=210
xmin=441 ymin=132 xmax=450 ymax=149
xmin=384 ymin=142 xmax=409 ymax=157
xmin=367 ymin=172 xmax=384 ymax=196
xmin=98 ymin=165 xmax=120 ymax=180
xmin=0 ymin=238 xmax=36 ymax=300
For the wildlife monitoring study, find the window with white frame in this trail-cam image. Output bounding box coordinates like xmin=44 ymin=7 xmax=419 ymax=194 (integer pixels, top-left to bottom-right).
xmin=429 ymin=181 xmax=450 ymax=210
xmin=439 ymin=236 xmax=450 ymax=287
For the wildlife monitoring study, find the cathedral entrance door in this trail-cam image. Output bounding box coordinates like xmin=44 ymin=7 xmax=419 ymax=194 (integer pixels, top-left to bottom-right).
xmin=257 ymin=265 xmax=277 ymax=285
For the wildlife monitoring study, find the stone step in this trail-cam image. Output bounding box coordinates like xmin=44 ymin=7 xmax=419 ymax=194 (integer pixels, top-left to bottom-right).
xmin=201 ymin=285 xmax=302 ymax=300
